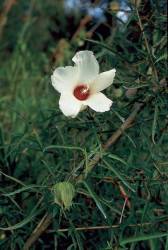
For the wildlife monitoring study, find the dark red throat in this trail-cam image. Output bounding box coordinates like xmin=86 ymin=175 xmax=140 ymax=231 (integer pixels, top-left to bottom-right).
xmin=73 ymin=85 xmax=90 ymax=101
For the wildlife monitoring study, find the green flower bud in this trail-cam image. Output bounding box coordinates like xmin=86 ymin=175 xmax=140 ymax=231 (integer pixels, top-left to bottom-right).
xmin=52 ymin=182 xmax=75 ymax=210
xmin=113 ymin=87 xmax=123 ymax=98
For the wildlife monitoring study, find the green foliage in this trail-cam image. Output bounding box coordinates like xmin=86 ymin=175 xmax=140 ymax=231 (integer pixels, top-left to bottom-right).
xmin=0 ymin=0 xmax=167 ymax=249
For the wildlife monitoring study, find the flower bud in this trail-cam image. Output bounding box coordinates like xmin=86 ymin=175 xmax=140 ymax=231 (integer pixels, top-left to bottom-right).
xmin=52 ymin=182 xmax=75 ymax=210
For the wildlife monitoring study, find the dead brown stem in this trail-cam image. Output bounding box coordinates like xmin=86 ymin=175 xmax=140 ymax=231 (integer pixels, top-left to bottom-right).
xmin=48 ymin=221 xmax=153 ymax=233
xmin=23 ymin=213 xmax=53 ymax=250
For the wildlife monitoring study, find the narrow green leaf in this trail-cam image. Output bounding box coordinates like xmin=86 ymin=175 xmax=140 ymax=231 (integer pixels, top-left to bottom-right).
xmin=2 ymin=184 xmax=47 ymax=197
xmin=44 ymin=145 xmax=84 ymax=153
xmin=0 ymin=170 xmax=26 ymax=187
xmin=120 ymin=232 xmax=168 ymax=245
xmin=85 ymin=38 xmax=115 ymax=54
xmin=82 ymin=181 xmax=107 ymax=219
xmin=152 ymin=104 xmax=158 ymax=144
xmin=0 ymin=199 xmax=43 ymax=230
xmin=165 ymin=235 xmax=168 ymax=250
xmin=155 ymin=53 xmax=167 ymax=63
xmin=107 ymin=153 xmax=128 ymax=166
xmin=44 ymin=145 xmax=88 ymax=171
xmin=102 ymin=159 xmax=135 ymax=192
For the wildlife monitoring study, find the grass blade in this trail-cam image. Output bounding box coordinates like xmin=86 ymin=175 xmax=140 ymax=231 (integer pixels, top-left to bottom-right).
xmin=82 ymin=181 xmax=107 ymax=219
xmin=102 ymin=159 xmax=135 ymax=193
xmin=120 ymin=232 xmax=168 ymax=245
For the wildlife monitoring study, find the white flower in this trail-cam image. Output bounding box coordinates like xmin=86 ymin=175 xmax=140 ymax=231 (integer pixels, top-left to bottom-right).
xmin=51 ymin=50 xmax=116 ymax=118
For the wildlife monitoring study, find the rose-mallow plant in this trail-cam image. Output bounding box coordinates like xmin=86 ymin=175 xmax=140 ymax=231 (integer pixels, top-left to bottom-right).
xmin=51 ymin=50 xmax=116 ymax=118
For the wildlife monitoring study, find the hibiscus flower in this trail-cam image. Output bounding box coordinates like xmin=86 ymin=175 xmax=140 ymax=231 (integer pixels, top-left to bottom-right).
xmin=51 ymin=50 xmax=116 ymax=118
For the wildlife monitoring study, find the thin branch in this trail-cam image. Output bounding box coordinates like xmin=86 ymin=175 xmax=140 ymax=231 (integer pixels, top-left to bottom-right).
xmin=47 ymin=220 xmax=167 ymax=233
xmin=119 ymin=198 xmax=128 ymax=224
xmin=78 ymin=101 xmax=145 ymax=177
xmin=0 ymin=0 xmax=17 ymax=38
xmin=118 ymin=183 xmax=131 ymax=209
xmin=71 ymin=0 xmax=101 ymax=41
xmin=23 ymin=213 xmax=53 ymax=250
xmin=135 ymin=7 xmax=159 ymax=85
xmin=71 ymin=15 xmax=92 ymax=41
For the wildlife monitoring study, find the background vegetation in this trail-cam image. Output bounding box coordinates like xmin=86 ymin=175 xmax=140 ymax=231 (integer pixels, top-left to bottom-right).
xmin=0 ymin=0 xmax=167 ymax=249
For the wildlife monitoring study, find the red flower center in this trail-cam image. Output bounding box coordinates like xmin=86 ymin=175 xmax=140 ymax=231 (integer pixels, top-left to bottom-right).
xmin=73 ymin=85 xmax=90 ymax=101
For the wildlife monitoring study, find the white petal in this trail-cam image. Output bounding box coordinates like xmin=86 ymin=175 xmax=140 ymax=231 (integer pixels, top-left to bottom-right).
xmin=59 ymin=93 xmax=82 ymax=118
xmin=51 ymin=66 xmax=78 ymax=93
xmin=91 ymin=69 xmax=116 ymax=93
xmin=72 ymin=51 xmax=99 ymax=83
xmin=85 ymin=92 xmax=113 ymax=112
